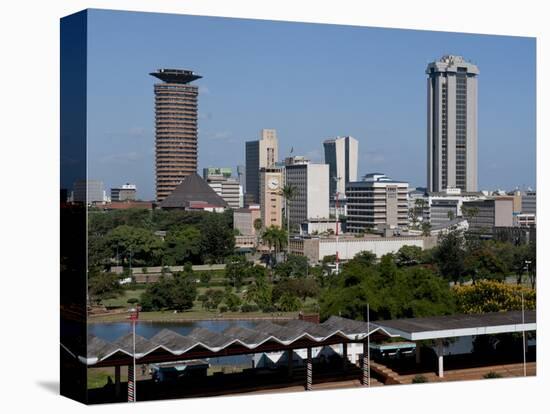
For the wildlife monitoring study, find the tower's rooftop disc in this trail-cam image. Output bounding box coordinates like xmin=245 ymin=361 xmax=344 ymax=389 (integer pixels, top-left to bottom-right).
xmin=426 ymin=55 xmax=479 ymax=75
xmin=150 ymin=68 xmax=202 ymax=84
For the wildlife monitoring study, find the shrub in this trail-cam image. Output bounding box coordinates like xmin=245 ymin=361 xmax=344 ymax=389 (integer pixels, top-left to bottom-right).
xmin=412 ymin=375 xmax=428 ymax=384
xmin=126 ymin=298 xmax=139 ymax=304
xmin=219 ymin=305 xmax=228 ymax=313
xmin=483 ymin=371 xmax=503 ymax=379
xmin=241 ymin=303 xmax=259 ymax=313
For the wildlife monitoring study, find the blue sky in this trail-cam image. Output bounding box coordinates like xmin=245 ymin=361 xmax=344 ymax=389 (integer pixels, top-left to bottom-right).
xmin=86 ymin=9 xmax=536 ymax=200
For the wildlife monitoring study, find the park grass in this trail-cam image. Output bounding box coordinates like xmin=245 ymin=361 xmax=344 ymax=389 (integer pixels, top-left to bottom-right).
xmin=88 ymin=309 xmax=299 ymax=323
xmin=102 ymin=289 xmax=144 ymax=308
xmin=87 ymin=367 xmax=127 ymax=390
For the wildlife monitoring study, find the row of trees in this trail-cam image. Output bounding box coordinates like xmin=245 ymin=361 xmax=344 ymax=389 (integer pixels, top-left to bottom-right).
xmin=319 ymin=247 xmax=537 ymax=322
xmin=432 ymin=229 xmax=536 ymax=287
xmin=88 ymin=209 xmax=235 ymax=269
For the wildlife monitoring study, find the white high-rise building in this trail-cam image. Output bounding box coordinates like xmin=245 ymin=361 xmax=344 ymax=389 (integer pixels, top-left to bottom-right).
xmin=285 ymin=158 xmax=329 ymax=229
xmin=245 ymin=129 xmax=279 ymax=203
xmin=346 ymin=173 xmax=409 ymax=232
xmin=427 ymin=55 xmax=479 ymax=193
xmin=323 ymin=136 xmax=358 ymax=201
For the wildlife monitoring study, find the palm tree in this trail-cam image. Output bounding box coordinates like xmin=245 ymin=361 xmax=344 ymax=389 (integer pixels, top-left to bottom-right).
xmin=253 ymin=218 xmax=263 ymax=250
xmin=280 ymin=184 xmax=298 ymax=261
xmin=261 ymin=226 xmax=288 ymax=268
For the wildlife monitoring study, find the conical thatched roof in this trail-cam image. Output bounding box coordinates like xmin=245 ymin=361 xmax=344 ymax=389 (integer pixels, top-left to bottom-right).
xmin=160 ymin=173 xmax=228 ymax=209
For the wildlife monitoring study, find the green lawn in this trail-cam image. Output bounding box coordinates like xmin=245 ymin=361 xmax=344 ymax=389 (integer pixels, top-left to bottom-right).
xmin=102 ymin=289 xmax=143 ymax=308
xmin=95 ymin=282 xmax=316 ymax=323
xmin=88 ymin=310 xmax=299 ymax=323
xmin=87 ymin=368 xmax=127 ymax=389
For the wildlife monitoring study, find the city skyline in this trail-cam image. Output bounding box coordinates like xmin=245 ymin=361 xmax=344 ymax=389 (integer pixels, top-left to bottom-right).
xmin=86 ymin=10 xmax=536 ymax=200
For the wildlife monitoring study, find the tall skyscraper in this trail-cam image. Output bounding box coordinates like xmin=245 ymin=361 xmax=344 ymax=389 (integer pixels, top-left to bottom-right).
xmin=427 ymin=55 xmax=479 ymax=193
xmin=323 ymin=136 xmax=358 ymax=201
xmin=150 ymin=68 xmax=201 ymax=202
xmin=245 ymin=129 xmax=279 ymax=203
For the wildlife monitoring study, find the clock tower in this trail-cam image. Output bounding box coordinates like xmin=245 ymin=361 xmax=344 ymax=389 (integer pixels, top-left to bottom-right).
xmin=259 ymin=167 xmax=283 ymax=229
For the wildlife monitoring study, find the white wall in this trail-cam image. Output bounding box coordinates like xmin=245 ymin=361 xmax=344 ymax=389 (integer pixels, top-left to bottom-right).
xmin=318 ymin=237 xmax=425 ymax=260
xmin=307 ymin=164 xmax=330 ymax=220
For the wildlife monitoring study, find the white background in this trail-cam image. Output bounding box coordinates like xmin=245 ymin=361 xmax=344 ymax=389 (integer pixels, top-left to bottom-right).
xmin=0 ymin=0 xmax=547 ymax=412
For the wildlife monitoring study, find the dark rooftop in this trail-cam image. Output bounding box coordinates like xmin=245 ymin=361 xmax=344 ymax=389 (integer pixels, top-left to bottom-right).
xmin=160 ymin=173 xmax=228 ymax=209
xmin=150 ymin=68 xmax=202 ymax=84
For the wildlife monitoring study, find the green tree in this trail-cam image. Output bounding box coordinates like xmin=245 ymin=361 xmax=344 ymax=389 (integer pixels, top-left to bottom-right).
xmin=350 ymin=251 xmax=377 ymax=267
xmin=140 ymin=273 xmax=197 ymax=311
xmin=223 ymin=287 xmax=242 ymax=312
xmin=225 ymin=255 xmax=250 ymax=288
xmin=261 ymin=226 xmax=288 ymax=267
xmin=526 ymin=240 xmax=536 ymax=289
xmin=421 ymin=222 xmax=432 ymax=237
xmin=198 ymin=289 xmax=224 ymax=311
xmin=395 ymin=245 xmax=424 ymax=266
xmin=244 ymin=272 xmax=273 ymax=311
xmin=253 ymin=218 xmax=263 ymax=248
xmin=170 ymin=273 xmax=198 ymax=311
xmin=277 ymin=293 xmax=302 ymax=312
xmin=319 ymin=254 xmax=455 ymax=321
xmin=273 ymin=278 xmax=320 ymax=302
xmin=274 ymin=254 xmax=309 ymax=279
xmin=464 ymin=245 xmax=507 ymax=283
xmin=199 ymin=213 xmax=235 ymax=263
xmin=433 ymin=229 xmax=466 ymax=284
xmin=88 ymin=271 xmax=123 ymax=304
xmin=105 ymin=225 xmax=163 ymax=267
xmin=280 ymin=184 xmax=298 ymax=259
xmin=162 ymin=226 xmax=201 ymax=265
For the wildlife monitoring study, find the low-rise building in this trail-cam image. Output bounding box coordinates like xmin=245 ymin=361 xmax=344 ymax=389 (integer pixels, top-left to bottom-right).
xmin=73 ymin=179 xmax=106 ymax=204
xmin=429 ymin=199 xmax=459 ymax=227
xmin=521 ymin=190 xmax=536 ymax=215
xmin=346 ymin=173 xmax=409 ymax=233
xmin=233 ymin=205 xmax=261 ymax=236
xmin=300 ymin=218 xmax=342 ymax=236
xmin=424 ymin=188 xmax=485 ymax=225
xmin=204 ymin=169 xmax=241 ymax=209
xmin=462 ymin=198 xmax=514 ymax=234
xmin=514 ymin=213 xmax=536 ymax=228
xmin=110 ymin=183 xmax=137 ymax=202
xmin=289 ymin=234 xmax=436 ymax=263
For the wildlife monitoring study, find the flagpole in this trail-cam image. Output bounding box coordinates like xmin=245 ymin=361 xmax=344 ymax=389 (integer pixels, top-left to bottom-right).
xmin=521 ymin=291 xmax=526 ymax=377
xmin=367 ymin=302 xmax=370 ymax=387
xmin=133 ymin=317 xmax=136 ymax=401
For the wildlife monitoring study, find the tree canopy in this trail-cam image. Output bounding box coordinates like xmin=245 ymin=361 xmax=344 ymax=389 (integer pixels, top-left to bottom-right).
xmin=320 ymin=253 xmax=456 ymax=321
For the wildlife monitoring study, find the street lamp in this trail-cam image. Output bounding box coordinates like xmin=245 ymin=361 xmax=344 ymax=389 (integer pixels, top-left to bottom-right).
xmin=127 ymin=305 xmax=140 ymax=402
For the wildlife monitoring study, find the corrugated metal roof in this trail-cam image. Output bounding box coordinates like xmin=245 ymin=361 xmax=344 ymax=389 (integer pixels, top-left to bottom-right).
xmin=83 ymin=317 xmax=392 ymax=365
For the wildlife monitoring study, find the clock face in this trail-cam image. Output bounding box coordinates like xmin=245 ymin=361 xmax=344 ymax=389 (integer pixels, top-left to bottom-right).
xmin=268 ymin=177 xmax=280 ymax=190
